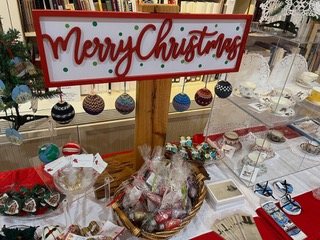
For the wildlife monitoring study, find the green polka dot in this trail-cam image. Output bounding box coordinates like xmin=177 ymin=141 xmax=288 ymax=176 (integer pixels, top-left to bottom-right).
xmin=198 ymin=64 xmax=202 ymax=68
xmin=140 ymin=63 xmax=143 ymax=67
xmin=92 ymin=21 xmax=97 ymax=27
xmin=236 ymin=26 xmax=240 ymax=31
xmin=134 ymin=25 xmax=139 ymax=30
xmin=212 ymin=54 xmax=216 ymax=58
xmin=63 ymin=67 xmax=68 ymax=72
xmin=93 ymin=62 xmax=97 ymax=66
xmin=65 ymin=24 xmax=70 ymax=28
xmin=119 ymin=32 xmax=123 ymax=36
xmin=161 ymin=64 xmax=165 ymax=68
xmin=225 ymin=61 xmax=228 ymax=64
xmin=108 ymin=69 xmax=113 ymax=74
xmin=181 ymin=60 xmax=185 ymax=64
xmin=215 ymin=24 xmax=218 ymax=27
xmin=180 ymin=27 xmax=184 ymax=31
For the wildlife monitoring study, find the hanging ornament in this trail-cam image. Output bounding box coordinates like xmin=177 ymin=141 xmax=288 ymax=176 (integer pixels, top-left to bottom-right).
xmin=51 ymin=101 xmax=75 ymax=124
xmin=30 ymin=96 xmax=38 ymax=113
xmin=0 ymin=79 xmax=5 ymax=96
xmin=5 ymin=128 xmax=23 ymax=145
xmin=10 ymin=57 xmax=27 ymax=77
xmin=173 ymin=78 xmax=191 ymax=112
xmin=195 ymin=77 xmax=213 ymax=106
xmin=83 ymin=85 xmax=105 ymax=115
xmin=83 ymin=94 xmax=105 ymax=115
xmin=214 ymin=80 xmax=233 ymax=99
xmin=38 ymin=143 xmax=60 ymax=164
xmin=115 ymin=82 xmax=135 ymax=115
xmin=11 ymin=85 xmax=32 ymax=104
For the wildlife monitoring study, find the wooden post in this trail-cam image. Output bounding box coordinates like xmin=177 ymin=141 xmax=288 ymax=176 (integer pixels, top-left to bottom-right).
xmin=96 ymin=5 xmax=179 ymax=198
xmin=134 ymin=4 xmax=179 ymax=169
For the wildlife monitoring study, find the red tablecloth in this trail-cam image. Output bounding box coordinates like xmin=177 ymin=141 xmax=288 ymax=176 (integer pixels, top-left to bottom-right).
xmin=256 ymin=191 xmax=320 ymax=240
xmin=0 ymin=166 xmax=54 ymax=191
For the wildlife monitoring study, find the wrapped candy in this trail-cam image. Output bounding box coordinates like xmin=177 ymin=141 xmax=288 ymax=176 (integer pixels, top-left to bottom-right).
xmin=121 ymin=184 xmax=143 ymax=209
xmin=171 ymin=208 xmax=188 ymax=219
xmin=141 ymin=217 xmax=158 ymax=233
xmin=154 ymin=209 xmax=172 ymax=224
xmin=164 ymin=218 xmax=182 ymax=231
xmin=119 ymin=146 xmax=200 ymax=235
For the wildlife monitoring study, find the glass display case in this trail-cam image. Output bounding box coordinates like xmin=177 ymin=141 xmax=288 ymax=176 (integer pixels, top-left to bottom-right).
xmin=204 ymin=22 xmax=320 ymax=187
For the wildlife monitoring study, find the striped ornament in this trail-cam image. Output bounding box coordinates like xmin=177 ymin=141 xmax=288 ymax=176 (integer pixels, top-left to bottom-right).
xmin=62 ymin=142 xmax=82 ymax=156
xmin=51 ymin=101 xmax=75 ymax=124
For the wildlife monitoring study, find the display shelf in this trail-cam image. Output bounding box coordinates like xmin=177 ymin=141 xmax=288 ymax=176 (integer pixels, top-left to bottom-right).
xmin=220 ymin=132 xmax=320 ymax=187
xmin=227 ymin=94 xmax=310 ymax=128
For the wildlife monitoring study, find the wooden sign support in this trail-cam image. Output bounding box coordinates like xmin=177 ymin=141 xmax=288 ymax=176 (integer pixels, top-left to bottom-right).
xmin=95 ymin=5 xmax=179 ymax=197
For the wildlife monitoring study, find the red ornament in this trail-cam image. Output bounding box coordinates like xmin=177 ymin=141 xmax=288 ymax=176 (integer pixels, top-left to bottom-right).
xmin=62 ymin=142 xmax=82 ymax=156
xmin=195 ymin=88 xmax=213 ymax=106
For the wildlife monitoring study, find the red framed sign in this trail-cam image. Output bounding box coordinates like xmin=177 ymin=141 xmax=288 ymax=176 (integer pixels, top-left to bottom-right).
xmin=33 ymin=10 xmax=252 ymax=87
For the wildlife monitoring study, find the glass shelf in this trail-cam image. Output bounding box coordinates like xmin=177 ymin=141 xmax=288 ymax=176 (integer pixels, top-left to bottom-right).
xmin=227 ymin=94 xmax=310 ymax=128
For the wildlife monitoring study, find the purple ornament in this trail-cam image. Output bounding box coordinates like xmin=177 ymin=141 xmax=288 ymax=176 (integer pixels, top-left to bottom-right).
xmin=115 ymin=93 xmax=135 ymax=115
xmin=173 ymin=93 xmax=191 ymax=112
xmin=83 ymin=94 xmax=105 ymax=115
xmin=215 ymin=81 xmax=233 ymax=98
xmin=195 ymin=88 xmax=213 ymax=106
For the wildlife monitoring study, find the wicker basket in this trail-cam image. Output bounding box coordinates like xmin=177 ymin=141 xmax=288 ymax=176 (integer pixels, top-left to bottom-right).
xmin=111 ymin=164 xmax=207 ymax=240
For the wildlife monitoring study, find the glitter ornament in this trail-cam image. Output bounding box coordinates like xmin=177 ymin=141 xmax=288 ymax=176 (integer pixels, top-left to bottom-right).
xmin=11 ymin=85 xmax=32 ymax=104
xmin=115 ymin=93 xmax=135 ymax=115
xmin=172 ymin=93 xmax=191 ymax=112
xmin=51 ymin=101 xmax=75 ymax=124
xmin=215 ymin=81 xmax=233 ymax=98
xmin=38 ymin=143 xmax=60 ymax=164
xmin=83 ymin=94 xmax=105 ymax=115
xmin=62 ymin=142 xmax=82 ymax=156
xmin=195 ymin=88 xmax=213 ymax=106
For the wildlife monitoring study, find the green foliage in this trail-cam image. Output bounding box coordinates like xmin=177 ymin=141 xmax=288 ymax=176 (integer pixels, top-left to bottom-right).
xmin=0 ymin=28 xmax=59 ymax=130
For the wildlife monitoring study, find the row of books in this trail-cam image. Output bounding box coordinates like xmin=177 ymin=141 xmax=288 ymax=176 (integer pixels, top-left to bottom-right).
xmin=19 ymin=0 xmax=137 ymax=33
xmin=180 ymin=0 xmax=223 ymax=14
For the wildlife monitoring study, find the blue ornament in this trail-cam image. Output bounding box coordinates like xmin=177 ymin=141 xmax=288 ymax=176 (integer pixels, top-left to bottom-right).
xmin=0 ymin=80 xmax=5 ymax=96
xmin=5 ymin=128 xmax=23 ymax=145
xmin=38 ymin=143 xmax=60 ymax=164
xmin=83 ymin=94 xmax=105 ymax=115
xmin=115 ymin=93 xmax=135 ymax=115
xmin=11 ymin=85 xmax=32 ymax=104
xmin=51 ymin=101 xmax=75 ymax=124
xmin=172 ymin=93 xmax=191 ymax=112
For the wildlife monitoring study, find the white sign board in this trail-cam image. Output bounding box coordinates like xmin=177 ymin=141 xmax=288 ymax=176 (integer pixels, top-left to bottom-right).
xmin=33 ymin=10 xmax=252 ymax=87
